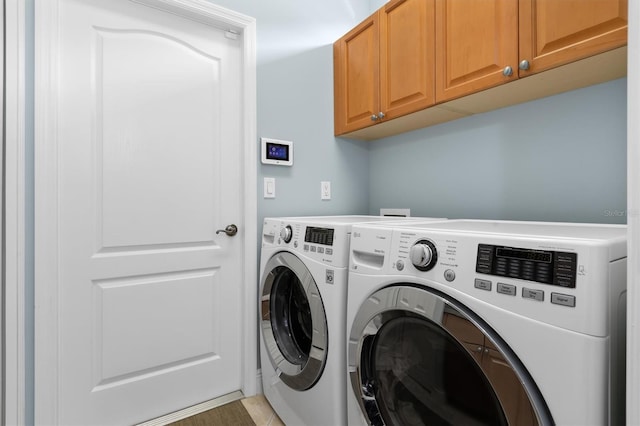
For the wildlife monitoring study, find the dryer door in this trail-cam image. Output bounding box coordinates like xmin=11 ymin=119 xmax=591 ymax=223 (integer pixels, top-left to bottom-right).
xmin=348 ymin=285 xmax=553 ymax=426
xmin=261 ymin=252 xmax=328 ymax=390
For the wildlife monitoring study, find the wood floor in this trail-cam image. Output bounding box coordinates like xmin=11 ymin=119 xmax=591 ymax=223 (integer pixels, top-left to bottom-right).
xmin=169 ymin=395 xmax=284 ymax=426
xmin=240 ymin=395 xmax=285 ymax=426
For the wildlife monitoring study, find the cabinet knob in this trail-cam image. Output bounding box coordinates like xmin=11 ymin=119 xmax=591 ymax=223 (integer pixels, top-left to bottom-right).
xmin=378 ymin=111 xmax=386 ymax=119
xmin=370 ymin=114 xmax=379 ymax=121
xmin=519 ymin=60 xmax=530 ymax=71
xmin=502 ymin=66 xmax=513 ymax=77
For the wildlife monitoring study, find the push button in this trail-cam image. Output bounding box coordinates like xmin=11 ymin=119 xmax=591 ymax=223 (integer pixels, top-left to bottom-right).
xmin=474 ymin=279 xmax=492 ymax=291
xmin=497 ymin=283 xmax=516 ymax=296
xmin=444 ymin=269 xmax=456 ymax=282
xmin=551 ymin=293 xmax=576 ymax=307
xmin=522 ymin=288 xmax=544 ymax=301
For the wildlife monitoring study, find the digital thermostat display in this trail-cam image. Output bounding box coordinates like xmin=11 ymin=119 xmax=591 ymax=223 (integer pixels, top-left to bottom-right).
xmin=261 ymin=138 xmax=293 ymax=166
xmin=268 ymin=144 xmax=288 ymax=160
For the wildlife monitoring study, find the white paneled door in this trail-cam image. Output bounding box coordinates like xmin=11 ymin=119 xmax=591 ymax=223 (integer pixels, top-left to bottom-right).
xmin=35 ymin=0 xmax=247 ymax=424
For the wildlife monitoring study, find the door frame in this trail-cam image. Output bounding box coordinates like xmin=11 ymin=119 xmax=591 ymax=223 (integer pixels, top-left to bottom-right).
xmin=3 ymin=0 xmax=27 ymax=424
xmin=33 ymin=0 xmax=257 ymax=423
xmin=628 ymin=1 xmax=640 ymax=424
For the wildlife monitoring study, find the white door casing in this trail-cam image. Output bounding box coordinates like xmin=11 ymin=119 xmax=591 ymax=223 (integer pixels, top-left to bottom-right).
xmin=1 ymin=1 xmax=5 ymax=419
xmin=3 ymin=0 xmax=27 ymax=425
xmin=34 ymin=0 xmax=257 ymax=424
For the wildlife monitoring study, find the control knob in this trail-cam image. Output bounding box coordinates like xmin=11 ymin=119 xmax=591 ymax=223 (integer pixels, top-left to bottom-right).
xmin=280 ymin=225 xmax=293 ymax=243
xmin=409 ymin=240 xmax=438 ymax=271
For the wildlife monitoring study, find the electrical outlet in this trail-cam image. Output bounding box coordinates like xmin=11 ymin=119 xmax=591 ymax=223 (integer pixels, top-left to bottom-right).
xmin=321 ymin=181 xmax=331 ymax=200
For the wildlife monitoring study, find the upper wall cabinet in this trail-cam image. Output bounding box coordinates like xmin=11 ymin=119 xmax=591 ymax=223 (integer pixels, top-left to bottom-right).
xmin=436 ymin=0 xmax=628 ymax=102
xmin=335 ymin=0 xmax=628 ymax=140
xmin=519 ymin=0 xmax=628 ymax=75
xmin=435 ymin=0 xmax=518 ymax=102
xmin=333 ymin=0 xmax=435 ymax=135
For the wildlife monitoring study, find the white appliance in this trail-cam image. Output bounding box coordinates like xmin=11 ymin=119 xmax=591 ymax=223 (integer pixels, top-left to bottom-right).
xmin=259 ymin=215 xmax=446 ymax=426
xmin=346 ymin=220 xmax=627 ymax=426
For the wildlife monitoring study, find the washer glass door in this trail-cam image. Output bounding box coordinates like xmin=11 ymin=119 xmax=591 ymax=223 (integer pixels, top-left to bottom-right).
xmin=349 ymin=285 xmax=551 ymax=426
xmin=261 ymin=252 xmax=327 ymax=391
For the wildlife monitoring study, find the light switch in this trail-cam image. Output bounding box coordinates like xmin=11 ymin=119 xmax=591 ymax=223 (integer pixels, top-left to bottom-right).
xmin=264 ymin=177 xmax=275 ymax=198
xmin=321 ymin=181 xmax=331 ymax=200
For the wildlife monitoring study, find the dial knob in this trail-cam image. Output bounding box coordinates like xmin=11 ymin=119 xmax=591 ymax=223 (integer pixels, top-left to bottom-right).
xmin=280 ymin=225 xmax=293 ymax=243
xmin=409 ymin=240 xmax=438 ymax=271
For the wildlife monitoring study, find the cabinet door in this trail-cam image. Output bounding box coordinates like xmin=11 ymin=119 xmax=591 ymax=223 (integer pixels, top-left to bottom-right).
xmin=333 ymin=14 xmax=380 ymax=135
xmin=519 ymin=0 xmax=627 ymax=76
xmin=379 ymin=0 xmax=435 ymax=120
xmin=435 ymin=0 xmax=518 ymax=102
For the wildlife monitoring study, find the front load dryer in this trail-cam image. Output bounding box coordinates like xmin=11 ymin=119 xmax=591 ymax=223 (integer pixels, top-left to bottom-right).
xmin=259 ymin=216 xmax=445 ymax=426
xmin=346 ymin=220 xmax=627 ymax=426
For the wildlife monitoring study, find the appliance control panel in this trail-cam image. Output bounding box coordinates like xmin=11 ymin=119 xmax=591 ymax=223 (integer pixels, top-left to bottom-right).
xmin=476 ymin=244 xmax=577 ymax=288
xmin=262 ymin=219 xmax=350 ymax=268
xmin=349 ymin=220 xmax=626 ymax=337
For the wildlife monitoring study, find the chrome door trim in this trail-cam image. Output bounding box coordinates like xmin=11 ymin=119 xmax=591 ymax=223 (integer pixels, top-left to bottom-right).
xmin=348 ymin=284 xmax=554 ymax=426
xmin=261 ymin=251 xmax=328 ymax=390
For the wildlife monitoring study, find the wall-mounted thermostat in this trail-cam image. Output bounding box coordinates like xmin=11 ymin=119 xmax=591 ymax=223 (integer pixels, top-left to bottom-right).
xmin=261 ymin=138 xmax=293 ymax=166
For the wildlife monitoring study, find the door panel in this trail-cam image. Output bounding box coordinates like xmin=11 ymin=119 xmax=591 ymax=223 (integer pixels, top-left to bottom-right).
xmin=435 ymin=0 xmax=518 ymax=102
xmin=98 ymin=28 xmax=220 ymax=248
xmin=380 ymin=0 xmax=435 ymax=119
xmin=519 ymin=0 xmax=627 ymax=75
xmin=94 ymin=270 xmax=218 ymax=384
xmin=333 ymin=14 xmax=379 ymax=134
xmin=45 ymin=0 xmax=244 ymax=424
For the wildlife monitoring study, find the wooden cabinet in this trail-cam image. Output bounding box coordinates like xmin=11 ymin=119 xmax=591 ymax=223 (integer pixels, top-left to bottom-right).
xmin=436 ymin=0 xmax=628 ymax=102
xmin=443 ymin=313 xmax=537 ymax=426
xmin=519 ymin=0 xmax=628 ymax=76
xmin=335 ymin=0 xmax=627 ymax=140
xmin=333 ymin=0 xmax=435 ymax=135
xmin=435 ymin=0 xmax=518 ymax=103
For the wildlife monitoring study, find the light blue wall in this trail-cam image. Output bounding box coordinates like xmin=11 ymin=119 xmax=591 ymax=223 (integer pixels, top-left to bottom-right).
xmin=207 ymin=0 xmax=372 ymax=223
xmin=370 ymin=0 xmax=389 ymax=11
xmin=368 ymin=78 xmax=628 ymax=224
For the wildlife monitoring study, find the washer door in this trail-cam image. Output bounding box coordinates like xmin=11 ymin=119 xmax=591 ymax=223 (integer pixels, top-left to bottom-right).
xmin=348 ymin=285 xmax=553 ymax=426
xmin=261 ymin=252 xmax=328 ymax=391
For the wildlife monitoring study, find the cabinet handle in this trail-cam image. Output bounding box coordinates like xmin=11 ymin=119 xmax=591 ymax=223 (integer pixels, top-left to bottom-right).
xmin=519 ymin=60 xmax=530 ymax=71
xmin=502 ymin=66 xmax=513 ymax=77
xmin=476 ymin=346 xmax=483 ymax=352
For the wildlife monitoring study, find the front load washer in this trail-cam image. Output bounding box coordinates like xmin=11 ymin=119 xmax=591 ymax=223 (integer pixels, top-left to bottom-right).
xmin=259 ymin=216 xmax=446 ymax=426
xmin=346 ymin=220 xmax=627 ymax=426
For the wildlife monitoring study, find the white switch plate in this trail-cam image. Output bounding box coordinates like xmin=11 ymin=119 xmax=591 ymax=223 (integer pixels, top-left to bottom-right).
xmin=321 ymin=181 xmax=331 ymax=200
xmin=264 ymin=177 xmax=276 ymax=198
